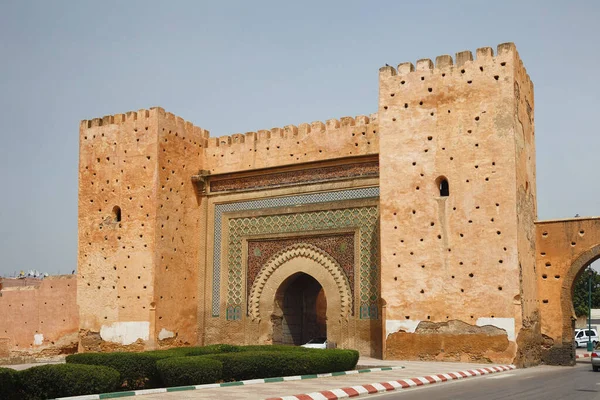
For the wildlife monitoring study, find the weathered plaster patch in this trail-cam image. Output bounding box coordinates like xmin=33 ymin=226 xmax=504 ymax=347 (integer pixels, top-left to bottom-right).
xmin=100 ymin=322 xmax=149 ymax=345
xmin=476 ymin=317 xmax=515 ymax=341
xmin=158 ymin=328 xmax=175 ymax=340
xmin=33 ymin=333 xmax=43 ymax=346
xmin=385 ymin=320 xmax=513 ymax=363
xmin=386 ymin=319 xmax=421 ymax=338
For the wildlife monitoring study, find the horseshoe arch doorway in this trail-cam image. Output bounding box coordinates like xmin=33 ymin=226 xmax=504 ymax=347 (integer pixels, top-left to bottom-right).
xmin=272 ymin=272 xmax=327 ymax=345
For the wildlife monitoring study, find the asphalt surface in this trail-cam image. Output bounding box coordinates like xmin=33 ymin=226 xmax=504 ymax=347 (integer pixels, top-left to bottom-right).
xmin=369 ymin=361 xmax=600 ymax=400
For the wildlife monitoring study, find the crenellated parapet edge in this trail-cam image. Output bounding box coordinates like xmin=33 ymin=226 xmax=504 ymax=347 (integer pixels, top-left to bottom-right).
xmin=206 ymin=113 xmax=378 ymax=148
xmin=79 ymin=107 xmax=210 ymax=143
xmin=378 ymin=42 xmax=533 ymax=93
xmin=80 ymin=107 xmax=378 ymax=150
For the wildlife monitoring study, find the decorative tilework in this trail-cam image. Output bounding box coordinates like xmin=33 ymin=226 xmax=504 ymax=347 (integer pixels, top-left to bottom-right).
xmin=247 ymin=243 xmax=353 ymax=322
xmin=210 ymin=161 xmax=379 ymax=193
xmin=226 ymin=206 xmax=378 ymax=320
xmin=247 ymin=234 xmax=355 ymax=302
xmin=211 ymin=187 xmax=379 ymax=317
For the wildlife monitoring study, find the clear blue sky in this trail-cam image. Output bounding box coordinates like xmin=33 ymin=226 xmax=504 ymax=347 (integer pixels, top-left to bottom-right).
xmin=0 ymin=0 xmax=598 ymax=276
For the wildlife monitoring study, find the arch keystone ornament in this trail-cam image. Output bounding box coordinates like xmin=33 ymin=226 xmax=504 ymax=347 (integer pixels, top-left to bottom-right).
xmin=248 ymin=243 xmax=353 ymax=323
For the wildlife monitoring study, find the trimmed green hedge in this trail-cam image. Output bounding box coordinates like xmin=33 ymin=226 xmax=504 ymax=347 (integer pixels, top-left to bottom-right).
xmin=156 ymin=356 xmax=222 ymax=386
xmin=18 ymin=364 xmax=120 ymax=400
xmin=204 ymin=349 xmax=359 ymax=381
xmin=66 ymin=345 xmax=359 ymax=390
xmin=238 ymin=344 xmax=310 ymax=352
xmin=66 ymin=352 xmax=173 ymax=390
xmin=66 ymin=344 xmax=239 ymax=389
xmin=145 ymin=343 xmax=241 ymax=358
xmin=0 ymin=367 xmax=21 ymax=400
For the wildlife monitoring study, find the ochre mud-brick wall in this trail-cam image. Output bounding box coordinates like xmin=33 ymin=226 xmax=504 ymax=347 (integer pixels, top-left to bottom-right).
xmin=205 ymin=115 xmax=379 ymax=174
xmin=0 ymin=275 xmax=78 ymax=363
xmin=377 ymin=43 xmax=539 ymax=365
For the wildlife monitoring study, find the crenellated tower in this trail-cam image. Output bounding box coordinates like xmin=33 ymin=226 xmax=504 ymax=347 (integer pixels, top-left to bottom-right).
xmin=377 ymin=43 xmax=538 ymax=364
xmin=77 ymin=108 xmax=208 ymax=350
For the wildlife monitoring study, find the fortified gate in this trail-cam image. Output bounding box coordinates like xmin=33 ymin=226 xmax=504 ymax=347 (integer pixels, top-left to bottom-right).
xmin=60 ymin=42 xmax=591 ymax=367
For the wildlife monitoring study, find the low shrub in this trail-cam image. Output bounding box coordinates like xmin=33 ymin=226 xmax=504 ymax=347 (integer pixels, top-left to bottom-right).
xmin=18 ymin=363 xmax=119 ymax=400
xmin=156 ymin=356 xmax=222 ymax=387
xmin=182 ymin=343 xmax=242 ymax=356
xmin=306 ymin=348 xmax=360 ymax=373
xmin=238 ymin=344 xmax=310 ymax=352
xmin=146 ymin=343 xmax=242 ymax=358
xmin=0 ymin=367 xmax=21 ymax=400
xmin=66 ymin=345 xmax=240 ymax=389
xmin=66 ymin=352 xmax=171 ymax=390
xmin=204 ymin=349 xmax=359 ymax=381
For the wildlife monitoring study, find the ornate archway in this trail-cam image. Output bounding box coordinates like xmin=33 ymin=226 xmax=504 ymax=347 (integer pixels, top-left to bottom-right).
xmin=272 ymin=272 xmax=327 ymax=345
xmin=247 ymin=243 xmax=353 ymax=346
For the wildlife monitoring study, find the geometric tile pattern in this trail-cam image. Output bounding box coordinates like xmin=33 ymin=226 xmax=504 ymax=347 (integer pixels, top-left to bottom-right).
xmin=211 ymin=187 xmax=379 ymax=317
xmin=227 ymin=206 xmax=379 ymax=320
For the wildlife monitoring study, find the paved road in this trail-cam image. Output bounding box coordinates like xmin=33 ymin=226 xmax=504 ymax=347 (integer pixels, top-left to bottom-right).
xmin=370 ymin=362 xmax=600 ymax=400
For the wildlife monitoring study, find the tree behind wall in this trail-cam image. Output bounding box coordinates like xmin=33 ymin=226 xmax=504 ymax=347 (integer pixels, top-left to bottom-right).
xmin=572 ymin=268 xmax=600 ymax=317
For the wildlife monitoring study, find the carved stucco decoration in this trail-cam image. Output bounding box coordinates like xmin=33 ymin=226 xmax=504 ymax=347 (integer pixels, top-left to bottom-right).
xmin=248 ymin=243 xmax=353 ymax=322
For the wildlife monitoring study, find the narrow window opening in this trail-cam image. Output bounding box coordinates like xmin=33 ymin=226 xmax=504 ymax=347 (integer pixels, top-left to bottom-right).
xmin=437 ymin=176 xmax=450 ymax=197
xmin=112 ymin=206 xmax=122 ymax=223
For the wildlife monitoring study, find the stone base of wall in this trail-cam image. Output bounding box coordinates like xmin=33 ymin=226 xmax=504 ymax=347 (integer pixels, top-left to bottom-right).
xmin=514 ymin=315 xmax=542 ymax=367
xmin=541 ymin=342 xmax=576 ymax=366
xmin=0 ymin=332 xmax=78 ymax=365
xmin=78 ymin=330 xmax=149 ymax=353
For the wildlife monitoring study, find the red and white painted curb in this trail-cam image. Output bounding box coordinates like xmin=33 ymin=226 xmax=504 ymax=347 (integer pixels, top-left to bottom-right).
xmin=267 ymin=365 xmax=516 ymax=400
xmin=576 ymin=353 xmax=591 ymax=359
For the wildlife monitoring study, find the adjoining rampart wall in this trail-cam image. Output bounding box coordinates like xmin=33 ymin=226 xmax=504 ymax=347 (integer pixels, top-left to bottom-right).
xmin=0 ymin=275 xmax=78 ymax=363
xmin=205 ymin=115 xmax=379 ymax=175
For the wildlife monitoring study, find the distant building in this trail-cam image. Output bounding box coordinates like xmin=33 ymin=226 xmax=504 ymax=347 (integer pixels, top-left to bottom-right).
xmin=576 ymin=309 xmax=600 ymax=329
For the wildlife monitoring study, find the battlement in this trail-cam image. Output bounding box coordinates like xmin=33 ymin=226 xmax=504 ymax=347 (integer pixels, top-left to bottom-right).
xmin=204 ymin=113 xmax=379 ymax=174
xmin=205 ymin=113 xmax=378 ymax=148
xmin=379 ymin=42 xmax=532 ymax=93
xmin=79 ymin=107 xmax=211 ymax=144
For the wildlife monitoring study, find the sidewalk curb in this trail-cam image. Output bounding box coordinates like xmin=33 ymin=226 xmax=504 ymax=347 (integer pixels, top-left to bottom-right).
xmin=576 ymin=353 xmax=591 ymax=359
xmin=266 ymin=365 xmax=517 ymax=400
xmin=55 ymin=366 xmax=405 ymax=399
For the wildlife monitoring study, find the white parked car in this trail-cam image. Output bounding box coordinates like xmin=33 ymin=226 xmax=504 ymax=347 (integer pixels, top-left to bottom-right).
xmin=301 ymin=337 xmax=327 ymax=349
xmin=575 ymin=328 xmax=599 ymax=348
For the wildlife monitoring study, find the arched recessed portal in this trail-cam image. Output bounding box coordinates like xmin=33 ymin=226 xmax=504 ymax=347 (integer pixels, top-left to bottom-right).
xmin=272 ymin=273 xmax=327 ymax=345
xmin=248 ymin=243 xmax=352 ymax=347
